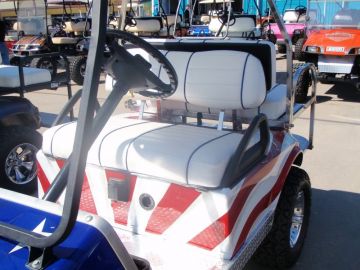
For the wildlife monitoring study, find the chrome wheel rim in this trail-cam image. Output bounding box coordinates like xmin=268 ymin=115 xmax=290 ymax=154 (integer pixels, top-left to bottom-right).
xmin=290 ymin=190 xmax=305 ymax=248
xmin=5 ymin=143 xmax=38 ymax=185
xmin=80 ymin=63 xmax=86 ymax=77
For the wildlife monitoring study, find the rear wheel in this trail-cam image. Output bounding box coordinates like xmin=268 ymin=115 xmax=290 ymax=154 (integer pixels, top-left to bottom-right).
xmin=253 ymin=166 xmax=311 ymax=269
xmin=0 ymin=126 xmax=42 ymax=195
xmin=31 ymin=56 xmax=58 ymax=79
xmin=294 ymin=38 xmax=306 ymax=61
xmin=70 ymin=55 xmax=87 ymax=85
xmin=277 ymin=44 xmax=286 ymax=54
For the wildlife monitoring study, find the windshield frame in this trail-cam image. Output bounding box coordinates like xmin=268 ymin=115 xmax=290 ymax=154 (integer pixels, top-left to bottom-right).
xmin=307 ymin=0 xmax=360 ymax=29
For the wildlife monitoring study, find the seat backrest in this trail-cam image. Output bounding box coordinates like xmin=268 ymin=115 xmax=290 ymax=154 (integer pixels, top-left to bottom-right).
xmin=125 ymin=18 xmax=162 ymax=33
xmin=209 ymin=15 xmax=256 ymax=36
xmin=165 ymin=15 xmax=181 ymax=26
xmin=159 ymin=50 xmax=266 ymax=110
xmin=150 ymin=39 xmax=275 ymax=91
xmin=64 ymin=21 xmax=89 ymax=33
xmin=283 ymin=10 xmax=300 ymax=23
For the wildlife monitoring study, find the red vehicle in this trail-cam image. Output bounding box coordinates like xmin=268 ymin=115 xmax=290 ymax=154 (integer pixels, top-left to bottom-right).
xmin=302 ymin=0 xmax=360 ymax=88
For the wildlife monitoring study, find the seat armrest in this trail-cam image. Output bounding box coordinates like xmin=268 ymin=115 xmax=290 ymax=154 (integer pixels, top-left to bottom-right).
xmin=221 ymin=114 xmax=270 ymax=187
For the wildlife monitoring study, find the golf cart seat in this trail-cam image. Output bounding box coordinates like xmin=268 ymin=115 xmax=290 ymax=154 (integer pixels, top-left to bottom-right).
xmin=164 ymin=15 xmax=181 ymax=26
xmin=0 ymin=53 xmax=73 ymax=101
xmin=125 ymin=17 xmax=162 ymax=33
xmin=209 ymin=15 xmax=256 ymax=37
xmin=52 ymin=37 xmax=79 ymax=45
xmin=0 ymin=65 xmax=51 ymax=89
xmin=283 ymin=9 xmax=306 ymax=23
xmin=64 ymin=21 xmax=89 ymax=33
xmin=42 ymin=42 xmax=280 ymax=189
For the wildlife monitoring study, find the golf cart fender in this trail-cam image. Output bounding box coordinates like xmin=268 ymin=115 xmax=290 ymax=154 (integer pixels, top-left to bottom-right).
xmin=270 ymin=141 xmax=303 ymax=202
xmin=0 ymin=96 xmax=41 ymax=129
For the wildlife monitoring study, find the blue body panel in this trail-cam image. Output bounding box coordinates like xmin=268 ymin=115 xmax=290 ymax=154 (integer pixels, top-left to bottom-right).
xmin=189 ymin=25 xmax=211 ymax=36
xmin=0 ymin=198 xmax=125 ymax=270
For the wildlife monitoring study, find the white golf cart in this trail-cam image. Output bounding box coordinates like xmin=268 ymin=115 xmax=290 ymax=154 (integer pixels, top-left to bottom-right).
xmin=0 ymin=0 xmax=317 ymax=269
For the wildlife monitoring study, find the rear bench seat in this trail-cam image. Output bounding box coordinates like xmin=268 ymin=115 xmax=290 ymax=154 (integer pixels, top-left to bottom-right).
xmin=42 ymin=39 xmax=281 ymax=189
xmin=0 ymin=65 xmax=51 ymax=88
xmin=0 ymin=65 xmax=52 ymax=96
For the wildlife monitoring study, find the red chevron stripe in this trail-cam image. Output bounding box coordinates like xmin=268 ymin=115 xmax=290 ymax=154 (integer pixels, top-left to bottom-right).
xmin=36 ymin=161 xmax=50 ymax=193
xmin=232 ymin=146 xmax=300 ymax=256
xmin=146 ymin=184 xmax=200 ymax=234
xmin=105 ymin=170 xmax=137 ymax=225
xmin=56 ymin=159 xmax=98 ymax=215
xmin=188 ymin=155 xmax=279 ymax=250
xmin=188 ymin=132 xmax=286 ymax=250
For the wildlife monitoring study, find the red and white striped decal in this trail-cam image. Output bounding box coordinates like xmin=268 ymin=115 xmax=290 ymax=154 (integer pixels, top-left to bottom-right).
xmin=188 ymin=156 xmax=279 ymax=250
xmin=105 ymin=170 xmax=137 ymax=225
xmin=56 ymin=159 xmax=98 ymax=215
xmin=146 ymin=184 xmax=200 ymax=234
xmin=36 ymin=131 xmax=303 ymax=259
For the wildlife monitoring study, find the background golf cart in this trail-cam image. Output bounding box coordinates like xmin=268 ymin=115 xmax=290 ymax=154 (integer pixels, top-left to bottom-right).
xmin=301 ymin=0 xmax=360 ymax=89
xmin=266 ymin=3 xmax=307 ymax=58
xmin=0 ymin=48 xmax=74 ymax=195
xmin=8 ymin=0 xmax=90 ymax=84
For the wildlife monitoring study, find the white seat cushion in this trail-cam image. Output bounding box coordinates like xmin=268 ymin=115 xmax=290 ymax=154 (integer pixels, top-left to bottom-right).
xmin=125 ymin=19 xmax=161 ymax=33
xmin=52 ymin=37 xmax=79 ymax=45
xmin=260 ymin=84 xmax=287 ymax=119
xmin=283 ymin=10 xmax=301 ymax=23
xmin=64 ymin=21 xmax=89 ymax=33
xmin=42 ymin=116 xmax=252 ymax=188
xmin=0 ymin=65 xmax=51 ymax=88
xmin=209 ymin=16 xmax=255 ymax=36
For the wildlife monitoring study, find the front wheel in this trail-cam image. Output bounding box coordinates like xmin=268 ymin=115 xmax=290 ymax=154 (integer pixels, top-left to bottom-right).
xmin=277 ymin=44 xmax=286 ymax=54
xmin=0 ymin=126 xmax=42 ymax=195
xmin=70 ymin=55 xmax=87 ymax=85
xmin=294 ymin=38 xmax=306 ymax=61
xmin=253 ymin=166 xmax=311 ymax=268
xmin=293 ymin=63 xmax=311 ymax=103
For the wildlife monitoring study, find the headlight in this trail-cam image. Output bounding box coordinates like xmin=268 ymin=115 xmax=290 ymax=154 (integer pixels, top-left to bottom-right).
xmin=306 ymin=46 xmax=321 ymax=53
xmin=347 ymin=48 xmax=360 ymax=55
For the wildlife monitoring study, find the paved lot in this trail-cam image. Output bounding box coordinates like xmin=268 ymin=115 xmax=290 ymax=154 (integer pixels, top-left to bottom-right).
xmin=24 ymin=55 xmax=360 ymax=270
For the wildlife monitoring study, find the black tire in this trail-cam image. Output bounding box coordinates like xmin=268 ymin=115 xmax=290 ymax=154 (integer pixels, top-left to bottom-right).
xmin=293 ymin=63 xmax=311 ymax=103
xmin=253 ymin=166 xmax=311 ymax=269
xmin=277 ymin=44 xmax=286 ymax=54
xmin=9 ymin=55 xmax=20 ymax=66
xmin=31 ymin=56 xmax=58 ymax=79
xmin=0 ymin=126 xmax=42 ymax=196
xmin=294 ymin=38 xmax=306 ymax=61
xmin=267 ymin=33 xmax=277 ymax=44
xmin=70 ymin=55 xmax=87 ymax=85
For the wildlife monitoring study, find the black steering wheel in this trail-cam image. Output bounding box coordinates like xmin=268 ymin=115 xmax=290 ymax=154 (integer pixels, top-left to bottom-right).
xmin=105 ymin=30 xmax=178 ymax=98
xmin=217 ymin=10 xmax=236 ymax=26
xmin=295 ymin=5 xmax=307 ymax=15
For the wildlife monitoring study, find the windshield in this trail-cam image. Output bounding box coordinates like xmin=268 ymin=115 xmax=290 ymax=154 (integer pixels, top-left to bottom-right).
xmin=17 ymin=0 xmax=46 ymax=35
xmin=308 ymin=0 xmax=360 ymax=29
